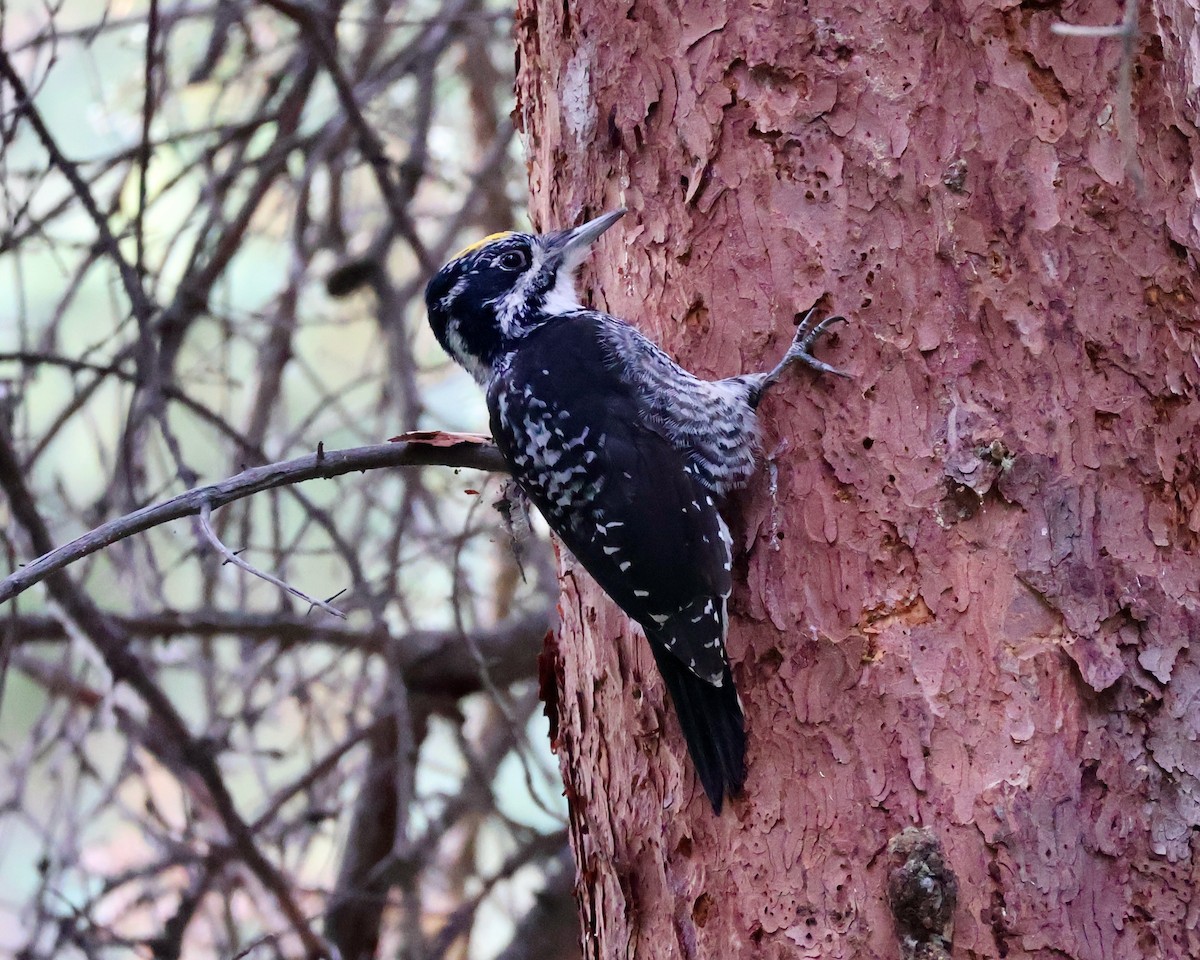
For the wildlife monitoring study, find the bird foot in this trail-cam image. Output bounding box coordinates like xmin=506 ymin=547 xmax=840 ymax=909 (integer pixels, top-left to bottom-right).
xmin=495 ymin=480 xmax=534 ymax=581
xmin=756 ymin=308 xmax=850 ymax=398
xmin=782 ymin=308 xmax=850 ymax=379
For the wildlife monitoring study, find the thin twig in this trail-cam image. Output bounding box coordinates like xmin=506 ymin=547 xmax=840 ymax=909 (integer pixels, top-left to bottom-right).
xmin=0 ymin=48 xmax=155 ymax=324
xmin=0 ymin=424 xmax=330 ymax=959
xmin=136 ymin=0 xmax=159 ymax=277
xmin=197 ymin=502 xmax=347 ymax=618
xmin=258 ymin=0 xmax=474 ymax=270
xmin=2 ymin=350 xmax=370 ymax=586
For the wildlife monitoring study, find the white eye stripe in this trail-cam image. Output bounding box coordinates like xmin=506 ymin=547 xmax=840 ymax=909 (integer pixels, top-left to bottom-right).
xmin=494 ymin=245 xmax=548 ymax=335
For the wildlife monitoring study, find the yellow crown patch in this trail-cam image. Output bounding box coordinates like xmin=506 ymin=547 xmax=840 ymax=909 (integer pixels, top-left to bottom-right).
xmin=450 ymin=231 xmax=514 ymax=260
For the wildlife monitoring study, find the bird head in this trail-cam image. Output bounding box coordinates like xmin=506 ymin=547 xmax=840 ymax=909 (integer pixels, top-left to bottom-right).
xmin=425 ymin=209 xmax=626 ymax=382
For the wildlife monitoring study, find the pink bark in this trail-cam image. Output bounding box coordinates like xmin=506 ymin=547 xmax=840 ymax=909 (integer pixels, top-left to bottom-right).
xmin=517 ymin=0 xmax=1200 ymax=956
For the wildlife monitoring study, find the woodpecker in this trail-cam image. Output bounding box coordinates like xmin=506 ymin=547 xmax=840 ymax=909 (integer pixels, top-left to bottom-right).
xmin=425 ymin=209 xmax=846 ymax=812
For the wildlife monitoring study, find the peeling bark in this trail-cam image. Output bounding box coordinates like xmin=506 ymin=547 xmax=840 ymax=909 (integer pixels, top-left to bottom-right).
xmin=516 ymin=0 xmax=1200 ymax=957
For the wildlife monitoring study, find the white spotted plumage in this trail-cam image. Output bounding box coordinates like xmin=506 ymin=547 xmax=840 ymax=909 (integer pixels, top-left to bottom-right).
xmin=425 ymin=209 xmax=846 ymax=813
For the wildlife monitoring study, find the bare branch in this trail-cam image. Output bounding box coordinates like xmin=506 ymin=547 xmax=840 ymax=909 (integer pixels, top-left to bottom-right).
xmin=1 ymin=438 xmax=508 ymax=604
xmin=491 ymin=848 xmax=581 ymax=960
xmin=0 ymin=48 xmax=155 ymax=324
xmin=0 ymin=4 xmax=573 ymax=954
xmin=0 ymin=424 xmax=331 ymax=958
xmin=135 ymin=0 xmax=160 ymax=276
xmin=197 ymin=501 xmax=348 ymax=618
xmin=257 ymin=0 xmax=475 ymax=270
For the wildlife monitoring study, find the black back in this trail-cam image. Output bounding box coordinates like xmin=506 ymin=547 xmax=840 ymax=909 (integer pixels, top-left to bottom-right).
xmin=487 ymin=313 xmax=733 ymax=683
xmin=487 ymin=312 xmax=746 ymax=809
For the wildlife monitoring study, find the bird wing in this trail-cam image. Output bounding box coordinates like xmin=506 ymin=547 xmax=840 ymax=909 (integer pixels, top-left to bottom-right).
xmin=589 ymin=313 xmax=761 ymax=495
xmin=487 ymin=314 xmax=733 ymax=686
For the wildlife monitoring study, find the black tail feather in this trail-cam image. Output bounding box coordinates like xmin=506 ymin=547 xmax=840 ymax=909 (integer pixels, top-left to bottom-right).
xmin=650 ymin=643 xmax=746 ymax=813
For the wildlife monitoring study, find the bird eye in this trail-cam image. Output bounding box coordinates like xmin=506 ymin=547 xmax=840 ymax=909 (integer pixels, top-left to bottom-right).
xmin=496 ymin=250 xmax=528 ymax=271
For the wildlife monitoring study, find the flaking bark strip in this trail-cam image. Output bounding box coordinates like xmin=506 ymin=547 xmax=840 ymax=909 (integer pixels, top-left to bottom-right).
xmin=886 ymin=827 xmax=958 ymax=960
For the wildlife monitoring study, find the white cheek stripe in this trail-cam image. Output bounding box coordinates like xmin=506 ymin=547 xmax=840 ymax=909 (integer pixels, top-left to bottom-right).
xmin=492 ymin=246 xmax=548 ymax=336
xmin=542 ymin=267 xmax=581 ymax=315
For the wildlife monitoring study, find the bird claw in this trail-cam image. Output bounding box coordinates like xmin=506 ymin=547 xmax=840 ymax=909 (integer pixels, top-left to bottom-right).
xmin=754 ymin=308 xmax=850 ymax=394
xmin=496 ymin=480 xmax=534 ymax=581
xmin=785 ymin=309 xmax=851 ymax=378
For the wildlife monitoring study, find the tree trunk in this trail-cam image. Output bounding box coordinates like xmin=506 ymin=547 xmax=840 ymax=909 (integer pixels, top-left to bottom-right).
xmin=515 ymin=1 xmax=1200 ymax=957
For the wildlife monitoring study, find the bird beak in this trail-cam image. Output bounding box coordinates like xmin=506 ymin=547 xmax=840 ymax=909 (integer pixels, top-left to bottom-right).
xmin=552 ymin=208 xmax=627 ymax=261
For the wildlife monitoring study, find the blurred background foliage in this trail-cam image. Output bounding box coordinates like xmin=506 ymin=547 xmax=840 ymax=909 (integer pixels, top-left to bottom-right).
xmin=0 ymin=1 xmax=575 ymax=958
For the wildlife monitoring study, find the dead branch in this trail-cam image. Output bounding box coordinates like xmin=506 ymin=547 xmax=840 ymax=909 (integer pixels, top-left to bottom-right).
xmin=1 ymin=439 xmax=508 ymax=605
xmin=0 ymin=2 xmax=578 ymax=954
xmin=197 ymin=501 xmax=348 ymax=618
xmin=0 ymin=49 xmax=155 ymax=324
xmin=0 ymin=423 xmax=331 ymax=959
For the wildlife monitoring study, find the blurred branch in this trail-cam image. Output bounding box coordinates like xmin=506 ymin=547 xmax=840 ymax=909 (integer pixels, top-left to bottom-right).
xmin=324 ymin=683 xmax=411 ymax=960
xmin=116 ymin=52 xmax=321 ymax=505
xmin=258 ymin=0 xmax=476 ymax=271
xmin=0 ymin=2 xmax=569 ymax=955
xmin=429 ymin=830 xmax=571 ymax=960
xmin=462 ymin=11 xmax=515 ymax=234
xmin=1 ymin=350 xmax=372 ymax=586
xmin=0 ymin=424 xmax=330 ymax=959
xmin=135 ymin=0 xmax=160 ymax=276
xmin=492 ymin=848 xmax=581 ymax=960
xmin=8 ymin=606 xmax=555 ymax=700
xmin=0 ymin=49 xmax=155 ymax=324
xmin=1 ymin=438 xmax=507 ymax=604
xmin=347 ymin=684 xmax=546 ymax=912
